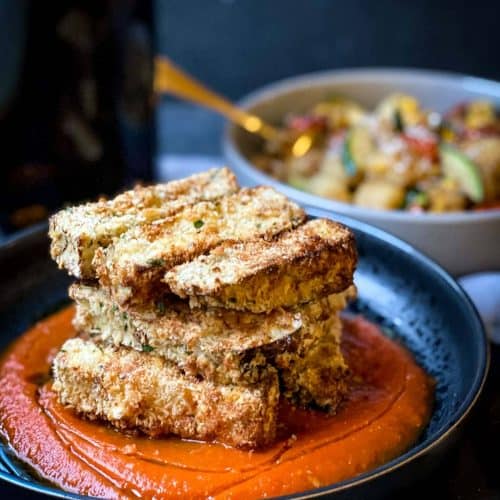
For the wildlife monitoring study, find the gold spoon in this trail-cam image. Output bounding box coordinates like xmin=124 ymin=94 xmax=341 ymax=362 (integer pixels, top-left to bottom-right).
xmin=154 ymin=56 xmax=314 ymax=157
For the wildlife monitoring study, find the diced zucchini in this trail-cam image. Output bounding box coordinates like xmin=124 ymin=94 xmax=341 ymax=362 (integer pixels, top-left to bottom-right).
xmin=440 ymin=144 xmax=484 ymax=202
xmin=313 ymin=97 xmax=365 ymax=128
xmin=376 ymin=93 xmax=422 ymax=126
xmin=342 ymin=126 xmax=374 ymax=176
xmin=393 ymin=109 xmax=405 ymax=132
xmin=307 ymin=174 xmax=351 ymax=202
xmin=404 ymin=189 xmax=429 ymax=210
xmin=353 ymin=181 xmax=406 ymax=210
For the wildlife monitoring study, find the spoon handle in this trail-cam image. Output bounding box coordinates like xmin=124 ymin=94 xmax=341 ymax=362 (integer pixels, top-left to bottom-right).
xmin=154 ymin=56 xmax=278 ymax=141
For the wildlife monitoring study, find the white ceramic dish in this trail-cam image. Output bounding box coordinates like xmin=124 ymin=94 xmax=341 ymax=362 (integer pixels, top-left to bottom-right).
xmin=223 ymin=68 xmax=500 ymax=276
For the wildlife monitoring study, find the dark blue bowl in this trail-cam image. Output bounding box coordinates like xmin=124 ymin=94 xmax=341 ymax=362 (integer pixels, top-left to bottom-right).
xmin=0 ymin=212 xmax=489 ymax=499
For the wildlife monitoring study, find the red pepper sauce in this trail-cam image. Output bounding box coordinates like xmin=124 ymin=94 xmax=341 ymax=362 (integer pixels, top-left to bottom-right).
xmin=0 ymin=307 xmax=434 ymax=499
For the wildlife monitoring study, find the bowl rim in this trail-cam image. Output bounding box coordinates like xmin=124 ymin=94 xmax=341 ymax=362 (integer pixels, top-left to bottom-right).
xmin=223 ymin=66 xmax=500 ymax=223
xmin=0 ymin=213 xmax=490 ymax=498
xmin=282 ymin=207 xmax=491 ymax=498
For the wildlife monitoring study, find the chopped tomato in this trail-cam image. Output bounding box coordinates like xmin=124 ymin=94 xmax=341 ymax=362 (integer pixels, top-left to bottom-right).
xmin=444 ymin=102 xmax=468 ymax=121
xmin=402 ymin=133 xmax=439 ymax=160
xmin=287 ymin=115 xmax=328 ymax=133
xmin=474 ymin=200 xmax=500 ymax=211
xmin=462 ymin=124 xmax=500 ymax=140
xmin=443 ymin=102 xmax=500 ymax=140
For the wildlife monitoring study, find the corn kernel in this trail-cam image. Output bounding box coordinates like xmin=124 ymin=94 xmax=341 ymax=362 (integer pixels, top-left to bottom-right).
xmin=366 ymin=152 xmax=390 ymax=174
xmin=441 ymin=128 xmax=455 ymax=142
xmin=465 ymin=100 xmax=495 ymax=129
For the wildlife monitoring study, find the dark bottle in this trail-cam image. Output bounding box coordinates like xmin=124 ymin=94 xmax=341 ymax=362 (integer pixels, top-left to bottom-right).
xmin=0 ymin=0 xmax=154 ymax=235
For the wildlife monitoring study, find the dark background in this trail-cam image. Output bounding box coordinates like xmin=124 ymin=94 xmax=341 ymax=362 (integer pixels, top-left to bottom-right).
xmin=155 ymin=0 xmax=500 ymax=156
xmin=157 ymin=0 xmax=499 ymax=99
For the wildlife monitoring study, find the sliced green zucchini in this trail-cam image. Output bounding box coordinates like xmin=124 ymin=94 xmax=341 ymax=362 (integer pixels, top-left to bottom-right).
xmin=440 ymin=143 xmax=484 ymax=202
xmin=342 ymin=126 xmax=374 ymax=176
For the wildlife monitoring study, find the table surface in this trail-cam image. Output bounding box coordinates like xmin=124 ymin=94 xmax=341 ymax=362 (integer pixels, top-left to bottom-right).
xmin=1 ymin=104 xmax=499 ymax=498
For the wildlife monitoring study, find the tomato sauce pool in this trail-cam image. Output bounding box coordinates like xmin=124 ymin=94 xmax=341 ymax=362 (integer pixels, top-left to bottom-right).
xmin=0 ymin=307 xmax=434 ymax=499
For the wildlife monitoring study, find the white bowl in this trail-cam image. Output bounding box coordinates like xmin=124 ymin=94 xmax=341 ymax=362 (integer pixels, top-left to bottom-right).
xmin=223 ymin=68 xmax=500 ymax=276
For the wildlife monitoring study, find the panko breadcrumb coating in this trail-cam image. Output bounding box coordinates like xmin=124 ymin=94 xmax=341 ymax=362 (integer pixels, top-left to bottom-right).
xmin=49 ymin=168 xmax=239 ymax=279
xmin=70 ymin=283 xmax=355 ymax=389
xmin=48 ymin=168 xmax=358 ymax=448
xmin=165 ymin=218 xmax=357 ymax=313
xmin=93 ymin=186 xmax=306 ymax=309
xmin=52 ymin=338 xmax=279 ymax=448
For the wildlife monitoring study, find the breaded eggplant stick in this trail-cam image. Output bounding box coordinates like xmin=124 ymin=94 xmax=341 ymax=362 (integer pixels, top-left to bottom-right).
xmin=52 ymin=338 xmax=279 ymax=449
xmin=49 ymin=168 xmax=239 ymax=279
xmin=70 ymin=284 xmax=354 ymax=387
xmin=94 ymin=187 xmax=306 ymax=308
xmin=70 ymin=283 xmax=301 ymax=385
xmin=276 ymin=314 xmax=350 ymax=410
xmin=165 ymin=218 xmax=356 ymax=313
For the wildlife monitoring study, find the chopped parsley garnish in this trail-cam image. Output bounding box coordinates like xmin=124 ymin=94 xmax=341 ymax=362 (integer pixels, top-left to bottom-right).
xmin=156 ymin=301 xmax=166 ymax=314
xmin=147 ymin=258 xmax=165 ymax=267
xmin=193 ymin=219 xmax=204 ymax=229
xmin=142 ymin=344 xmax=154 ymax=352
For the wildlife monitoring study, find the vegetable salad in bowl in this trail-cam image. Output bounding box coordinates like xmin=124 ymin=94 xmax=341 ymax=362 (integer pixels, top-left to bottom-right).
xmin=254 ymin=95 xmax=500 ymax=212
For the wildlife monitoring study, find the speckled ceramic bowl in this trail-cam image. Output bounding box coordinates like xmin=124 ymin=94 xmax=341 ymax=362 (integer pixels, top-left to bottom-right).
xmin=0 ymin=213 xmax=488 ymax=499
xmin=223 ymin=68 xmax=500 ymax=276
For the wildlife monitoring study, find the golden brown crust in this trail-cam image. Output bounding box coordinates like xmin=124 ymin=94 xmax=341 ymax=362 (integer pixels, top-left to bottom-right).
xmin=49 ymin=168 xmax=357 ymax=446
xmin=48 ymin=168 xmax=239 ymax=278
xmin=94 ymin=186 xmax=306 ymax=309
xmin=275 ymin=315 xmax=350 ymax=409
xmin=165 ymin=219 xmax=357 ymax=313
xmin=52 ymin=338 xmax=279 ymax=448
xmin=70 ymin=284 xmax=355 ymax=388
xmin=70 ymin=283 xmax=300 ymax=385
